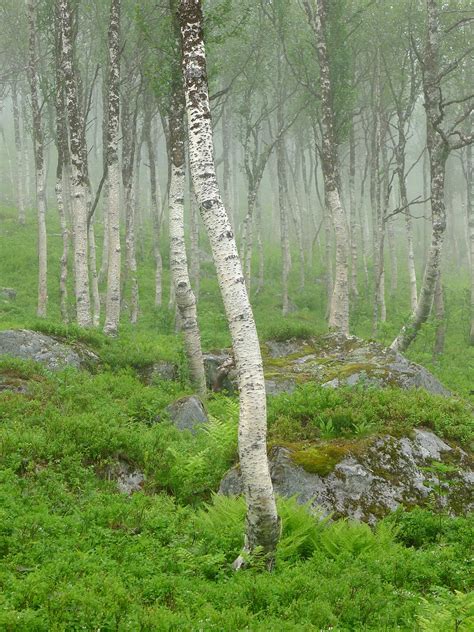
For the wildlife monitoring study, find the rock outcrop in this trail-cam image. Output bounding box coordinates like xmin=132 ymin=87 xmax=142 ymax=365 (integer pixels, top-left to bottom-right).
xmin=263 ymin=333 xmax=451 ymax=396
xmin=0 ymin=329 xmax=99 ymax=371
xmin=220 ymin=429 xmax=473 ymax=523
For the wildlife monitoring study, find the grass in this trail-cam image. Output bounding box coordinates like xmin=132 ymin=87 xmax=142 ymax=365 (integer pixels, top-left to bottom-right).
xmin=0 ymin=205 xmax=473 ymax=630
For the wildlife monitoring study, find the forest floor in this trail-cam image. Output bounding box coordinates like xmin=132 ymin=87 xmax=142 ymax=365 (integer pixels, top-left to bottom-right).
xmin=0 ymin=206 xmax=473 ymax=630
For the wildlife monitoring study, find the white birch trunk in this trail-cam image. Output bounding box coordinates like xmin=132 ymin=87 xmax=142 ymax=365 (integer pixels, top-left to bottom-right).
xmin=26 ymin=0 xmax=48 ymax=318
xmin=59 ymin=0 xmax=92 ymax=327
xmin=103 ymin=0 xmax=121 ymax=336
xmin=179 ymin=0 xmax=279 ymax=566
xmin=11 ymin=84 xmax=26 ymax=225
xmin=391 ymin=0 xmax=449 ymax=353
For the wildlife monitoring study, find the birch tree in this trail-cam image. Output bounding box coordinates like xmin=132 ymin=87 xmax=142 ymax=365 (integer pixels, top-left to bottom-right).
xmin=179 ymin=0 xmax=279 ymax=567
xmin=391 ymin=0 xmax=473 ymax=352
xmin=58 ymin=0 xmax=92 ymax=327
xmin=103 ymin=0 xmax=121 ymax=336
xmin=302 ymin=0 xmax=350 ymax=335
xmin=26 ymin=0 xmax=47 ymax=318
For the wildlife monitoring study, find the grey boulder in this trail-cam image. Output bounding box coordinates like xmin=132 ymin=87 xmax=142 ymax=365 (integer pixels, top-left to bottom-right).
xmin=220 ymin=429 xmax=473 ymax=523
xmin=0 ymin=329 xmax=99 ymax=371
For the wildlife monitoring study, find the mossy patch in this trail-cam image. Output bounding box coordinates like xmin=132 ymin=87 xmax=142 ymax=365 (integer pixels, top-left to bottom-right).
xmin=282 ymin=439 xmax=370 ymax=476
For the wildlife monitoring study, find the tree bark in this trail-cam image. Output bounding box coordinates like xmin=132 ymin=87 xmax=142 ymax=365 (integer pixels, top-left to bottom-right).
xmin=391 ymin=0 xmax=449 ymax=353
xmin=304 ymin=0 xmax=349 ymax=334
xmin=467 ymin=116 xmax=474 ymax=344
xmin=121 ymin=96 xmax=139 ymax=324
xmin=103 ymin=0 xmax=121 ymax=336
xmin=53 ymin=7 xmax=70 ymax=324
xmin=11 ymin=83 xmax=26 ymax=225
xmin=26 ymin=0 xmax=48 ymax=318
xmin=179 ymin=0 xmax=279 ymax=567
xmin=168 ymin=37 xmax=206 ymax=397
xmin=144 ymin=106 xmax=163 ymax=307
xmin=59 ymin=0 xmax=92 ymax=327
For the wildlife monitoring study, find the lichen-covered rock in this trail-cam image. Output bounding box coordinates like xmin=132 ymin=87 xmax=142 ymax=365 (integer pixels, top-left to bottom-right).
xmin=101 ymin=459 xmax=145 ymax=495
xmin=0 ymin=329 xmax=99 ymax=371
xmin=136 ymin=360 xmax=178 ymax=384
xmin=220 ymin=429 xmax=473 ymax=523
xmin=163 ymin=395 xmax=208 ymax=433
xmin=262 ymin=333 xmax=450 ymax=396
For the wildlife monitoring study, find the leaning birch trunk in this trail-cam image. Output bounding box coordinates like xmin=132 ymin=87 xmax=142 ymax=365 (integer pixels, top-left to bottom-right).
xmin=59 ymin=0 xmax=92 ymax=327
xmin=11 ymin=83 xmax=26 ymax=225
xmin=304 ymin=0 xmax=349 ymax=334
xmin=168 ymin=68 xmax=206 ymax=397
xmin=179 ymin=0 xmax=279 ymax=567
xmin=103 ymin=0 xmax=121 ymax=336
xmin=391 ymin=0 xmax=449 ymax=353
xmin=26 ymin=0 xmax=47 ymax=318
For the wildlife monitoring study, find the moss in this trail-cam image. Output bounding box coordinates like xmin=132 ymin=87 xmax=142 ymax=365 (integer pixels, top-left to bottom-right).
xmin=282 ymin=439 xmax=370 ymax=476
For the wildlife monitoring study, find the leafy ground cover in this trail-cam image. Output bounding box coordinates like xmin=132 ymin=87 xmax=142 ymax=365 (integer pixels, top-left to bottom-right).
xmin=0 ymin=207 xmax=473 ymax=630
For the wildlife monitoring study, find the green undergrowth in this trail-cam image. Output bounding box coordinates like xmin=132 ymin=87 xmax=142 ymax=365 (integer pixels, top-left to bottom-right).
xmin=267 ymin=382 xmax=474 ymax=448
xmin=1 ymin=207 xmax=474 ymax=628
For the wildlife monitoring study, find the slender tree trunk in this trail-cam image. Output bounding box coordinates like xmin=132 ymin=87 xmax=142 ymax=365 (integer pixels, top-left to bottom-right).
xmin=121 ymin=98 xmax=139 ymax=324
xmin=467 ymin=117 xmax=474 ymax=344
xmin=98 ymin=79 xmax=110 ymax=285
xmin=179 ymin=0 xmax=279 ymax=567
xmin=276 ymin=117 xmax=291 ymax=315
xmin=26 ymin=0 xmax=48 ymax=318
xmin=391 ymin=0 xmax=449 ymax=353
xmin=59 ymin=0 xmax=92 ymax=327
xmin=169 ymin=9 xmax=206 ymax=397
xmin=395 ymin=111 xmax=418 ymax=312
xmin=144 ymin=107 xmax=163 ymax=307
xmin=433 ymin=269 xmax=445 ymax=355
xmin=304 ymin=0 xmax=349 ymax=334
xmin=53 ymin=11 xmax=70 ymax=324
xmin=103 ymin=0 xmax=121 ymax=336
xmin=348 ymin=119 xmax=358 ymax=298
xmin=189 ymin=176 xmax=200 ymax=299
xmin=11 ymin=84 xmax=26 ymax=225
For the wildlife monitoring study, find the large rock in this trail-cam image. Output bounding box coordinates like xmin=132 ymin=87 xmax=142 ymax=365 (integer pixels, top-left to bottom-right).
xmin=262 ymin=333 xmax=451 ymax=396
xmin=0 ymin=329 xmax=99 ymax=371
xmin=220 ymin=429 xmax=473 ymax=523
xmin=164 ymin=395 xmax=208 ymax=433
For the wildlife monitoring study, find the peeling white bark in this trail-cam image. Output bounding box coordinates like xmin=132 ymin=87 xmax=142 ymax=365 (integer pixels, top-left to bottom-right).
xmin=179 ymin=0 xmax=279 ymax=565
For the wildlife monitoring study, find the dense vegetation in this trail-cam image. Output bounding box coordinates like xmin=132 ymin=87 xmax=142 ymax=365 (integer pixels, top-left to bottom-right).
xmin=1 ymin=209 xmax=473 ymax=630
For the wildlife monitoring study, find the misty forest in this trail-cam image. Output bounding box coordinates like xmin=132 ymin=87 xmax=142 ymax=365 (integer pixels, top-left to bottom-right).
xmin=0 ymin=0 xmax=473 ymax=629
